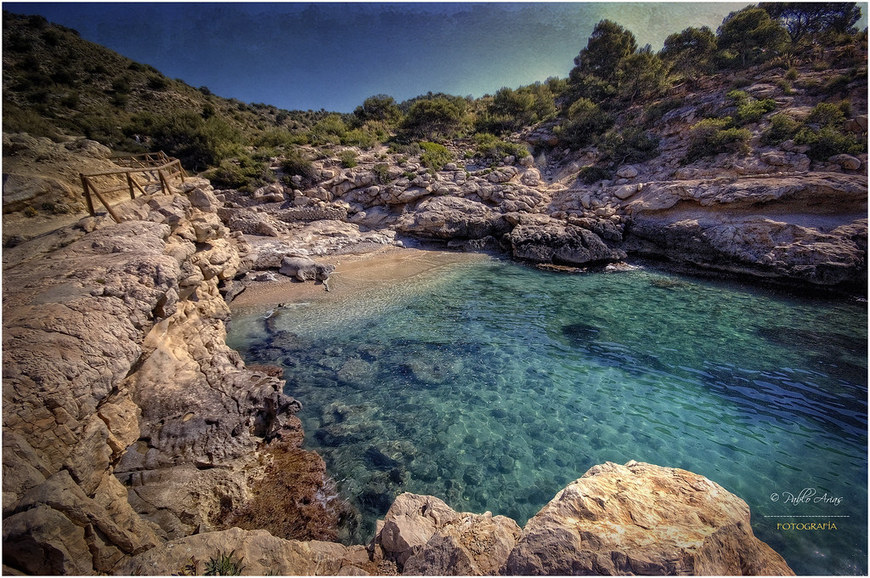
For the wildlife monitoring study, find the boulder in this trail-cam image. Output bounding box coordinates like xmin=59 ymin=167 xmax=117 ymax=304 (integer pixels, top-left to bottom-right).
xmin=279 ymin=255 xmax=334 ymax=281
xmin=829 ymin=154 xmax=862 ymax=171
xmin=397 ymin=196 xmax=509 ymax=240
xmin=510 ymin=219 xmax=626 ymax=265
xmin=373 ymin=493 xmax=521 ymax=574
xmin=616 ymin=165 xmax=639 ymax=179
xmin=504 ymin=461 xmax=794 ymax=576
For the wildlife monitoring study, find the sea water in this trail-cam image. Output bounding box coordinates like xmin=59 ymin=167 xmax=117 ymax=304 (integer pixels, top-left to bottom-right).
xmin=227 ymin=255 xmax=867 ymax=575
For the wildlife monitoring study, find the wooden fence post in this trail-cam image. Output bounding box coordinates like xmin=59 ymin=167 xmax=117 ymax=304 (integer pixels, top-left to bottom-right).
xmin=157 ymin=169 xmax=168 ymax=195
xmin=126 ymin=173 xmax=136 ymax=200
xmin=80 ymin=174 xmax=96 ymax=216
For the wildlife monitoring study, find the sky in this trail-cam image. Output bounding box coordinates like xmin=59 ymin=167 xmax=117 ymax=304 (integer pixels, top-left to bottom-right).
xmin=5 ymin=2 xmax=857 ymax=113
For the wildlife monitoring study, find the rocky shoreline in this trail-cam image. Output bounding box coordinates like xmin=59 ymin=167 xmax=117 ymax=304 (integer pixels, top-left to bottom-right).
xmin=4 ymin=122 xmax=866 ymax=574
xmin=3 ymin=171 xmax=798 ymax=575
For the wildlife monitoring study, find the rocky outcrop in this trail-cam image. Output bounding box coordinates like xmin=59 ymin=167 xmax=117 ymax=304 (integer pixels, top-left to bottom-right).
xmin=1 ymin=179 xmax=343 ymax=574
xmin=2 ymin=132 xmax=118 ymax=215
xmin=503 ymin=461 xmax=793 ymax=576
xmin=621 ymin=174 xmax=868 ymax=286
xmin=509 ymin=216 xmax=627 ymax=265
xmin=371 ymin=493 xmax=521 ymax=575
xmin=117 ymin=527 xmax=375 ymax=576
xmin=396 ymin=196 xmax=510 ymax=240
xmin=369 ymin=462 xmax=792 ymax=576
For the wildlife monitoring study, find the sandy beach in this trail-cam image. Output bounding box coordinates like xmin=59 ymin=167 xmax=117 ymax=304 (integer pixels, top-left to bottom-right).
xmin=228 ymin=245 xmax=493 ymax=310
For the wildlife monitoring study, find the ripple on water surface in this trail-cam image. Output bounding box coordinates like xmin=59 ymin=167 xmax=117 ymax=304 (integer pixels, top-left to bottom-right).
xmin=227 ymin=255 xmax=867 ymax=575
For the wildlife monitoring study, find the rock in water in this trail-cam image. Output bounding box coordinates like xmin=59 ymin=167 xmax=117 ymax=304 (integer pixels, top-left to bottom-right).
xmin=504 ymin=460 xmax=794 ymax=575
xmin=372 ymin=493 xmax=522 ymax=574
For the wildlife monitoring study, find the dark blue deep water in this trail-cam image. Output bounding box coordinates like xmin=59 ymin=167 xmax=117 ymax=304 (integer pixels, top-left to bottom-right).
xmin=228 ymin=255 xmax=867 ymax=575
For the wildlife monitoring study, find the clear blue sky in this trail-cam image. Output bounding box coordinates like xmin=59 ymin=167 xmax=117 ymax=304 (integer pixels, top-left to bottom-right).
xmin=7 ymin=2 xmax=859 ymax=113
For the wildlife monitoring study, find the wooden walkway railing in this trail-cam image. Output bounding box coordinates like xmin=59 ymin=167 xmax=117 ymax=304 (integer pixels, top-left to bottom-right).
xmin=80 ymin=153 xmax=187 ymax=222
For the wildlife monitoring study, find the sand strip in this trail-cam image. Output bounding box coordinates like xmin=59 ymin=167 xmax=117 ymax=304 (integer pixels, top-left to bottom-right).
xmin=228 ymin=245 xmax=492 ymax=311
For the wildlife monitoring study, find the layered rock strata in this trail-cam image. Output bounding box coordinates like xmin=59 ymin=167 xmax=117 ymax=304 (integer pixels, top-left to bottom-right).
xmin=116 ymin=461 xmax=794 ymax=576
xmin=1 ymin=180 xmax=344 ymax=574
xmin=212 ymin=142 xmax=865 ymax=290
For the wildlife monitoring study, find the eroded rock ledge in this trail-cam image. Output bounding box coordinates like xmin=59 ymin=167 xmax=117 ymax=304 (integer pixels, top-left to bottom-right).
xmin=120 ymin=461 xmax=794 ymax=576
xmin=2 ymin=181 xmax=347 ymax=574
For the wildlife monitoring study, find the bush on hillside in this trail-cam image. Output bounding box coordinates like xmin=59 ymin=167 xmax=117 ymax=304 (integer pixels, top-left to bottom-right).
xmin=555 ymin=98 xmax=614 ymax=148
xmin=601 ymin=127 xmax=660 ymax=164
xmin=578 ymin=165 xmax=613 ymax=184
xmin=727 ymin=90 xmax=777 ymax=124
xmin=419 ymin=141 xmax=453 ymax=172
xmin=338 ymin=150 xmax=358 ymax=168
xmin=205 ymin=154 xmax=274 ymax=191
xmin=473 ymin=133 xmax=529 ymax=161
xmin=308 ymin=114 xmax=347 ymax=146
xmin=794 ymin=125 xmax=865 ymax=160
xmin=687 ymin=117 xmax=751 ymax=160
xmin=400 ymin=96 xmax=468 ymax=141
xmin=281 ymin=148 xmax=318 ymax=187
xmin=761 ymin=113 xmax=801 ymax=145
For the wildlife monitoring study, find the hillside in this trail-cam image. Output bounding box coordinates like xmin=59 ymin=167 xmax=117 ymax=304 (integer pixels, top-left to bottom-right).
xmin=2 ymin=11 xmax=330 ymax=161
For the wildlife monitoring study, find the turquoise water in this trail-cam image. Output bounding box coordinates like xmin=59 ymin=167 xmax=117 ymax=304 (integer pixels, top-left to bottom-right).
xmin=227 ymin=255 xmax=867 ymax=575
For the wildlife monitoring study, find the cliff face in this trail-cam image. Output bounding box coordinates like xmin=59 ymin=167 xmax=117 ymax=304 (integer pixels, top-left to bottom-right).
xmin=1 ymin=177 xmax=344 ymax=574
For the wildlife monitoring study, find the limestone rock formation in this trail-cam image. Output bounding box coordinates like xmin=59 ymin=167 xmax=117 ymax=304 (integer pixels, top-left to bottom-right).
xmin=371 ymin=493 xmax=521 ymax=575
xmin=117 ymin=527 xmax=374 ymax=576
xmin=2 ymin=179 xmax=341 ymax=574
xmin=503 ymin=461 xmax=794 ymax=576
xmin=509 ymin=217 xmax=626 ymax=265
xmin=397 ymin=196 xmax=510 ymax=240
xmin=622 ymin=174 xmax=867 ymax=286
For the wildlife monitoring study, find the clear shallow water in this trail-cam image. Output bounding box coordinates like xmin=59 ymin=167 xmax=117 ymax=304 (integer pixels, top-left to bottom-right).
xmin=227 ymin=256 xmax=867 ymax=575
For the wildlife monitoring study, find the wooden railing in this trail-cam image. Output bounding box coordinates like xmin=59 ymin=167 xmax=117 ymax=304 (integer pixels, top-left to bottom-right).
xmin=80 ymin=153 xmax=187 ymax=222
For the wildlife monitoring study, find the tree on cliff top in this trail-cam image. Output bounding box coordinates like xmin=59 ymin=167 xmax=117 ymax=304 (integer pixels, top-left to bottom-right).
xmin=759 ymin=2 xmax=862 ymax=42
xmin=717 ymin=7 xmax=790 ymax=67
xmin=660 ymin=26 xmax=718 ymax=78
xmin=571 ymin=20 xmax=637 ymax=85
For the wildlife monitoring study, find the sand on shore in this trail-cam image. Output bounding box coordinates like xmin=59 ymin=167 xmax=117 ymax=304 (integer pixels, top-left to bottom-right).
xmin=228 ymin=245 xmax=493 ymax=311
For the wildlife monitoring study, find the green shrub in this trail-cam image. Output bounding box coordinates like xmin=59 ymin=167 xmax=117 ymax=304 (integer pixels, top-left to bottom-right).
xmin=280 ymin=149 xmax=318 ymax=185
xmin=762 ymin=113 xmax=801 ymax=145
xmin=602 ymin=127 xmax=660 ymax=164
xmin=338 ymin=150 xmax=358 ymax=168
xmin=400 ymin=96 xmax=468 ymax=141
xmin=805 ymin=102 xmax=847 ymax=128
xmin=372 ymin=163 xmax=391 ymax=184
xmin=643 ymin=97 xmax=683 ymax=124
xmin=794 ymin=126 xmax=866 ymax=160
xmin=388 ymin=142 xmax=422 ymax=157
xmin=419 ymin=141 xmax=452 ymax=172
xmin=309 ymin=114 xmax=347 ymax=146
xmin=126 ymin=112 xmax=241 ymax=171
xmin=473 ymin=133 xmax=528 ymax=160
xmin=204 ymin=551 xmax=244 ymax=576
xmin=727 ymin=90 xmax=776 ymax=124
xmin=578 ymin=165 xmax=613 ymax=184
xmin=556 ymin=98 xmax=613 ymax=148
xmin=341 ymin=127 xmax=377 ymax=149
xmin=2 ymin=102 xmax=63 ymax=140
xmin=687 ymin=117 xmax=751 ymax=160
xmin=205 ymin=154 xmax=274 ymax=191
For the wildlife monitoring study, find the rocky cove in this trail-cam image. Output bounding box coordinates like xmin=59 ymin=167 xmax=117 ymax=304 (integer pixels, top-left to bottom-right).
xmin=2 ymin=127 xmax=866 ymax=575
